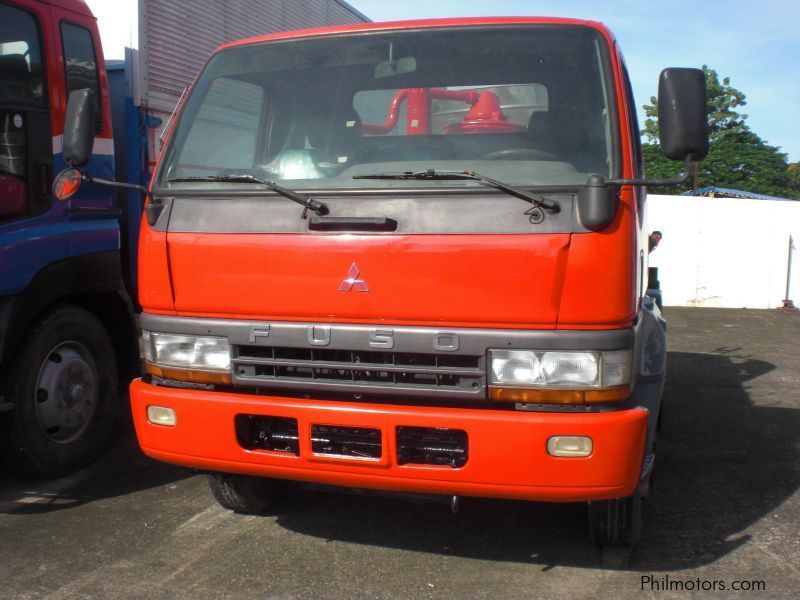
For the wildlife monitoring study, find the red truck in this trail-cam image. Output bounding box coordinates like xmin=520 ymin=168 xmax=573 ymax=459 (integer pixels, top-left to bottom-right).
xmin=57 ymin=16 xmax=707 ymax=552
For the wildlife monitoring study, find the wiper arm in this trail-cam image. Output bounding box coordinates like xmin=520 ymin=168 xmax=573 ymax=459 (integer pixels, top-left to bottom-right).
xmin=166 ymin=175 xmax=328 ymax=216
xmin=354 ymin=169 xmax=560 ymax=213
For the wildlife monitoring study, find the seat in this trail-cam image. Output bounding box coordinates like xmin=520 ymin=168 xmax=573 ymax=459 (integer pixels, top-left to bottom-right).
xmin=527 ymin=108 xmax=607 ymax=173
xmin=0 ymin=173 xmax=27 ymax=221
xmin=307 ymin=107 xmax=364 ymax=169
xmin=268 ymin=105 xmax=364 ymax=179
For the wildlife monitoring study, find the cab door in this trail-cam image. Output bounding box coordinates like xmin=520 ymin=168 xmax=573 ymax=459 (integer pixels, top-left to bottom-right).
xmin=0 ymin=1 xmax=62 ymax=297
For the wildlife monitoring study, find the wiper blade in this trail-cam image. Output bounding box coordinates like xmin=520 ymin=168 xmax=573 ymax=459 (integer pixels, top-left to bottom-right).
xmin=354 ymin=169 xmax=475 ymax=181
xmin=354 ymin=169 xmax=559 ymax=213
xmin=165 ymin=175 xmax=328 ymax=216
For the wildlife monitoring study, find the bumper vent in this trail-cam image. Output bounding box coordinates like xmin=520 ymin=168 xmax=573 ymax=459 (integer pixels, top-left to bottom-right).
xmin=235 ymin=415 xmax=299 ymax=455
xmin=396 ymin=426 xmax=468 ymax=468
xmin=311 ymin=425 xmax=382 ymax=459
xmin=232 ymin=346 xmax=485 ymax=399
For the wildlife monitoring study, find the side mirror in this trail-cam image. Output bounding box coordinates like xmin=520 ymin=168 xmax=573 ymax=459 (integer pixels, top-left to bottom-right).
xmin=583 ymin=68 xmax=708 ymax=202
xmin=658 ymin=68 xmax=708 ymax=161
xmin=53 ymin=167 xmax=83 ymax=201
xmin=63 ymin=89 xmax=96 ymax=167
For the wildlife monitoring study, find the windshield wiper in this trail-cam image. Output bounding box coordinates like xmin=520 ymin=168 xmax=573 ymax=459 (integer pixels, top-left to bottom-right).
xmin=165 ymin=175 xmax=328 ymax=217
xmin=353 ymin=169 xmax=560 ymax=213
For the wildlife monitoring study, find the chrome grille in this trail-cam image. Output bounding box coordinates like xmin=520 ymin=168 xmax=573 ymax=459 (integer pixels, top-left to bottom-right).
xmin=311 ymin=425 xmax=382 ymax=459
xmin=231 ymin=346 xmax=485 ymax=399
xmin=235 ymin=415 xmax=299 ymax=455
xmin=396 ymin=426 xmax=468 ymax=468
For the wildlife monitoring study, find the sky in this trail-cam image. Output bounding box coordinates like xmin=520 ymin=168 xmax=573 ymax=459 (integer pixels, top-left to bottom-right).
xmin=85 ymin=0 xmax=800 ymax=162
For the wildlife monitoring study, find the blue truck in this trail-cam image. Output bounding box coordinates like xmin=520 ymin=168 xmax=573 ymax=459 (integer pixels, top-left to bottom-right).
xmin=0 ymin=0 xmax=148 ymax=478
xmin=0 ymin=0 xmax=369 ymax=478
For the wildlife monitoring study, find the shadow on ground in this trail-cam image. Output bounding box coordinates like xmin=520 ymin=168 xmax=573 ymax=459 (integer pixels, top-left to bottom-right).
xmin=271 ymin=350 xmax=799 ymax=570
xmin=0 ymin=416 xmax=192 ymax=515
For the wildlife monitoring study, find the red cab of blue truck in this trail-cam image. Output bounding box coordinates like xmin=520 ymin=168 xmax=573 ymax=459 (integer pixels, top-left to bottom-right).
xmin=66 ymin=16 xmax=708 ymax=549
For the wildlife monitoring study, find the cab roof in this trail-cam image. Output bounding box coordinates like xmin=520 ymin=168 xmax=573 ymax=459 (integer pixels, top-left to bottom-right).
xmin=220 ymin=16 xmax=614 ymax=52
xmin=31 ymin=0 xmax=93 ymax=17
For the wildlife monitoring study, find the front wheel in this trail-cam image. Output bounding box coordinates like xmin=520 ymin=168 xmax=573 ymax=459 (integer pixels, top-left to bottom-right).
xmin=208 ymin=473 xmax=288 ymax=514
xmin=0 ymin=305 xmax=118 ymax=478
xmin=588 ymin=482 xmax=646 ymax=567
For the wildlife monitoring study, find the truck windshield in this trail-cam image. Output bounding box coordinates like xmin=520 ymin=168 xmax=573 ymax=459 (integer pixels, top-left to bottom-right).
xmin=158 ymin=26 xmax=618 ymax=191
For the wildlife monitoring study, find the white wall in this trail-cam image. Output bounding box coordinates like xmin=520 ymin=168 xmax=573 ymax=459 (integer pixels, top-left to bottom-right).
xmin=646 ymin=195 xmax=800 ymax=308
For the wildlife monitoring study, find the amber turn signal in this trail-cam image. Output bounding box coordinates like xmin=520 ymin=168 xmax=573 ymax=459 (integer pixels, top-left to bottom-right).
xmin=146 ymin=363 xmax=232 ymax=386
xmin=489 ymin=385 xmax=630 ymax=404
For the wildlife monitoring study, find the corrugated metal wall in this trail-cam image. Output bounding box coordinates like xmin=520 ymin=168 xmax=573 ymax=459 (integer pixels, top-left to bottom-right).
xmin=138 ymin=0 xmax=369 ymax=112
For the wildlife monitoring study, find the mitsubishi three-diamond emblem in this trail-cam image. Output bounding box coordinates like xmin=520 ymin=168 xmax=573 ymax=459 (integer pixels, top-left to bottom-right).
xmin=339 ymin=262 xmax=369 ymax=292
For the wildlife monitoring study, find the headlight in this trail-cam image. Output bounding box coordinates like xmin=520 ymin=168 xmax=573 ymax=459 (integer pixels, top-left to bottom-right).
xmin=541 ymin=352 xmax=599 ymax=386
xmin=489 ymin=349 xmax=632 ymax=404
xmin=143 ymin=331 xmax=231 ymax=384
xmin=491 ymin=350 xmax=544 ymax=385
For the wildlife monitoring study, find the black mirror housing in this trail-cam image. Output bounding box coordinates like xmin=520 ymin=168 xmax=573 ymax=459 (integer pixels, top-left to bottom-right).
xmin=658 ymin=68 xmax=708 ymax=161
xmin=63 ymin=89 xmax=96 ymax=167
xmin=577 ymin=175 xmax=618 ymax=231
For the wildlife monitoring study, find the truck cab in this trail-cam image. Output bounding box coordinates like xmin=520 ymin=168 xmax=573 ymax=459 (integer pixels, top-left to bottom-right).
xmin=117 ymin=17 xmax=706 ymax=551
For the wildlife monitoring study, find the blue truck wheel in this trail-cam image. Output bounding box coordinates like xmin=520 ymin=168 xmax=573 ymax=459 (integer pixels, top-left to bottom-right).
xmin=0 ymin=305 xmax=118 ymax=478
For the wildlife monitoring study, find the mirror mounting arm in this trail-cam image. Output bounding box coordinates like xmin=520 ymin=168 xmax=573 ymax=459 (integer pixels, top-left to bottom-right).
xmin=603 ymin=156 xmax=695 ymax=188
xmin=576 ymin=157 xmax=695 ymax=232
xmin=80 ymin=173 xmax=163 ymax=227
xmin=80 ymin=173 xmax=151 ymax=198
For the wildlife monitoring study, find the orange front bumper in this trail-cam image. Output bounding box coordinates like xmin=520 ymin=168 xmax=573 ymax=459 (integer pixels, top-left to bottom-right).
xmin=130 ymin=379 xmax=648 ymax=502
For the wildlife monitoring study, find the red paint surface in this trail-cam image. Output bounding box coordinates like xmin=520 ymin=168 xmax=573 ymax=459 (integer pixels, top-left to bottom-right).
xmin=220 ymin=17 xmax=614 ymax=53
xmin=132 ymin=379 xmax=647 ymax=501
xmin=164 ymin=232 xmax=574 ymax=328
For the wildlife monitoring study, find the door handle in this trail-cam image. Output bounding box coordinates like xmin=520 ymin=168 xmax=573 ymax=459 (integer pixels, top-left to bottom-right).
xmin=39 ymin=163 xmax=51 ymax=197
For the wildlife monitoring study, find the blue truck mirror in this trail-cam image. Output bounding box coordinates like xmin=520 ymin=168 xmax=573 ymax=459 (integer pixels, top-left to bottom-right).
xmin=63 ymin=89 xmax=96 ymax=167
xmin=53 ymin=167 xmax=83 ymax=201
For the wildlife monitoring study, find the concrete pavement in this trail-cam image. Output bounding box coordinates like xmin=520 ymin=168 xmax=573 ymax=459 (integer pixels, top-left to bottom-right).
xmin=1 ymin=308 xmax=798 ymax=598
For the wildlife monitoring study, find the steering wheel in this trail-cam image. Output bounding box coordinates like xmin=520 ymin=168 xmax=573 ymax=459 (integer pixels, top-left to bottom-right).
xmin=479 ymin=148 xmax=560 ymax=161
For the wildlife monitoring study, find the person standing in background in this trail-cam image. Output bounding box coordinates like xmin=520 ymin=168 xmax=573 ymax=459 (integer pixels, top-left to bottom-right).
xmin=649 ymin=230 xmax=663 ymax=253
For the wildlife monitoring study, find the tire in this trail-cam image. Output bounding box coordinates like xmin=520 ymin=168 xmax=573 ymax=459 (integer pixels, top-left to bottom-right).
xmin=0 ymin=305 xmax=118 ymax=478
xmin=208 ymin=473 xmax=288 ymax=515
xmin=588 ymin=484 xmax=645 ymax=567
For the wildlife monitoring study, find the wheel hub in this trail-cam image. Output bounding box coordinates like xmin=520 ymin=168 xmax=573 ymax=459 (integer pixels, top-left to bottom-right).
xmin=68 ymin=383 xmax=87 ymax=403
xmin=35 ymin=342 xmax=99 ymax=444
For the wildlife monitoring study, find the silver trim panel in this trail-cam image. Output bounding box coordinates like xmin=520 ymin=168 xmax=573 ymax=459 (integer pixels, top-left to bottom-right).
xmin=141 ymin=314 xmax=636 ymax=400
xmin=140 ymin=314 xmax=635 ymax=354
xmin=232 ymin=345 xmax=485 ymax=399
